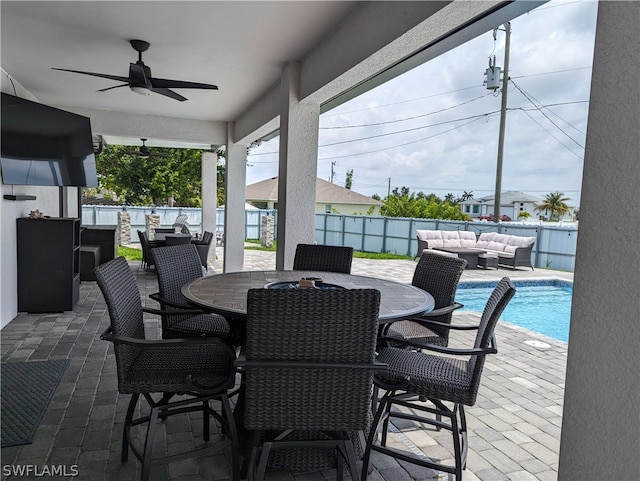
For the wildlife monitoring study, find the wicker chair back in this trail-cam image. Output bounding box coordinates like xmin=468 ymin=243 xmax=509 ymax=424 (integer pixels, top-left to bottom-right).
xmin=151 ymin=244 xmax=230 ymax=339
xmin=244 ymin=287 xmax=380 ymax=431
xmin=292 ymin=243 xmax=353 ymax=273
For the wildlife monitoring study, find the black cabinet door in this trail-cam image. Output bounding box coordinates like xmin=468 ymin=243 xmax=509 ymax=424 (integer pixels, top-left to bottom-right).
xmin=17 ymin=217 xmax=80 ymax=312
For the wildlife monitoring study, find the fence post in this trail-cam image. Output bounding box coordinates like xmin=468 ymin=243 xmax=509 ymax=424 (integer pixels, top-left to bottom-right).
xmin=323 ymin=214 xmax=328 ymax=245
xmin=117 ymin=210 xmax=131 ymax=246
xmin=408 ymin=219 xmax=415 ymax=257
xmin=382 ymin=217 xmax=388 ymax=254
xmin=534 ymin=227 xmax=542 ymax=269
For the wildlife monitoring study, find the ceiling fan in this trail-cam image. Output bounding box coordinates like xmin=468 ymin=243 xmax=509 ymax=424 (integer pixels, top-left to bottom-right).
xmin=52 ymin=39 xmax=218 ymax=102
xmin=127 ymin=139 xmax=170 ymax=158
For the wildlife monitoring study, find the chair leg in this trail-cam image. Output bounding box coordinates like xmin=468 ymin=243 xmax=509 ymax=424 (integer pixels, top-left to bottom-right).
xmin=459 ymin=404 xmax=468 ymax=470
xmin=341 ymin=437 xmax=361 ymax=481
xmin=122 ymin=394 xmax=139 ymax=463
xmin=203 ymin=399 xmax=210 ymax=442
xmin=242 ymin=430 xmax=261 ymax=481
xmin=220 ymin=394 xmax=240 ymax=481
xmin=361 ymin=391 xmax=393 ymax=481
xmin=141 ymin=404 xmax=160 ymax=481
xmin=255 ymin=440 xmax=273 ymax=481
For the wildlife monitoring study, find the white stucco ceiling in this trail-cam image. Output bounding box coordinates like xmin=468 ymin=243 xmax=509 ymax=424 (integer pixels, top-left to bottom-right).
xmin=1 ymin=1 xmax=359 ymax=146
xmin=1 ymin=1 xmax=540 ymax=149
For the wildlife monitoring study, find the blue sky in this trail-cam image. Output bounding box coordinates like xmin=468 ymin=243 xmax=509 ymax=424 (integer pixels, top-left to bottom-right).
xmin=246 ymin=0 xmax=598 ymax=207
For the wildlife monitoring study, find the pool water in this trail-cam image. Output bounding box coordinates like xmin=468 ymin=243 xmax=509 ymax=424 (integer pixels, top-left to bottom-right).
xmin=455 ymin=281 xmax=573 ymax=342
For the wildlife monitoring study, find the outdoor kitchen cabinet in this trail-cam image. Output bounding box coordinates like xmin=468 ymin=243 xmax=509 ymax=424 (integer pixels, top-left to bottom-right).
xmin=16 ymin=217 xmax=80 ymax=312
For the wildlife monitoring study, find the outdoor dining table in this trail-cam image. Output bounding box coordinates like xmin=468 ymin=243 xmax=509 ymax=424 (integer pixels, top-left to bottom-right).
xmin=181 ymin=270 xmax=434 ymax=472
xmin=181 ymin=269 xmax=435 ymax=324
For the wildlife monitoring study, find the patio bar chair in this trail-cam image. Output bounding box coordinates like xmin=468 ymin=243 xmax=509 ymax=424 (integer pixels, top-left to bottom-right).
xmin=362 ymin=277 xmax=516 ymax=481
xmin=94 ymin=256 xmax=240 ymax=481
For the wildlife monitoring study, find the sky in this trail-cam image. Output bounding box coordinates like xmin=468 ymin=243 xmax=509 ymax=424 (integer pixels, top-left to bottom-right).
xmin=245 ymin=0 xmax=599 ymax=207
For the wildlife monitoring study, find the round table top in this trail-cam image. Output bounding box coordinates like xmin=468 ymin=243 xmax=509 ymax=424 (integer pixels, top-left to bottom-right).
xmin=182 ymin=270 xmax=435 ymax=323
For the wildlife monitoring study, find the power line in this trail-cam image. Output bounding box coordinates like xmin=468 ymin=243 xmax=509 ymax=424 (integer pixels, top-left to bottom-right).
xmin=319 ymin=112 xmax=497 ymax=148
xmin=318 ymin=117 xmax=484 ymax=161
xmin=319 ymin=93 xmax=493 ymax=129
xmin=511 ymin=80 xmax=585 ymax=149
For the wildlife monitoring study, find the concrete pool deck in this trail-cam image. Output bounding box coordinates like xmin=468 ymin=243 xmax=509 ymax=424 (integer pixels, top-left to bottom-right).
xmin=0 ymin=247 xmax=571 ymax=480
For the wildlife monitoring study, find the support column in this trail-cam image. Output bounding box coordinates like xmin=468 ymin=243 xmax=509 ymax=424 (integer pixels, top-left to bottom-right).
xmin=558 ymin=2 xmax=640 ymax=479
xmin=223 ymin=124 xmax=247 ymax=272
xmin=276 ymin=62 xmax=321 ymax=270
xmin=201 ymin=151 xmax=218 ymax=237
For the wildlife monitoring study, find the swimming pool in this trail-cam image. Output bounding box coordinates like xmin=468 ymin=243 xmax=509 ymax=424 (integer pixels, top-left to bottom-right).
xmin=455 ymin=280 xmax=573 ymax=342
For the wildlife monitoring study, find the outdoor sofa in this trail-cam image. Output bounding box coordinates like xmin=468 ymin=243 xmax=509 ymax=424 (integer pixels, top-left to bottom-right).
xmin=415 ymin=229 xmax=536 ymax=270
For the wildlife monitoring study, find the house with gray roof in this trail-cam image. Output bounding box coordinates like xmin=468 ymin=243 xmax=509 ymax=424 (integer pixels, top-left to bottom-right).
xmin=460 ymin=190 xmax=577 ymax=221
xmin=246 ymin=177 xmax=381 ymax=215
xmin=460 ymin=190 xmax=541 ymax=220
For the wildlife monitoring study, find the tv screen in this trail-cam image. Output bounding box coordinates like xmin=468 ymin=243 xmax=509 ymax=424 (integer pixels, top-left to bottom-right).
xmin=1 ymin=93 xmax=97 ymax=187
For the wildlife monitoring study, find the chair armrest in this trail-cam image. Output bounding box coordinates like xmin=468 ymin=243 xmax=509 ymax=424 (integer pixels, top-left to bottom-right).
xmin=100 ymin=326 xmax=236 ymax=349
xmin=410 ymin=317 xmax=481 ymax=331
xmin=419 ymin=302 xmax=464 ymax=318
xmin=378 ymin=333 xmax=497 ymax=356
xmin=148 ymin=292 xmax=206 ymax=314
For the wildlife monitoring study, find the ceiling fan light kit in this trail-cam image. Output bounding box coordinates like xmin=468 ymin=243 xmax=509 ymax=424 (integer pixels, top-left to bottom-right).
xmin=130 ymin=86 xmax=151 ymax=96
xmin=52 ymin=39 xmax=218 ymax=102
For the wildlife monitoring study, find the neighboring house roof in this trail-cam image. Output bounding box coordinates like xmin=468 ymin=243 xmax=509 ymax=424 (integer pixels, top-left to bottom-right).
xmin=246 ymin=177 xmax=381 ymax=205
xmin=473 ymin=191 xmax=542 ymax=204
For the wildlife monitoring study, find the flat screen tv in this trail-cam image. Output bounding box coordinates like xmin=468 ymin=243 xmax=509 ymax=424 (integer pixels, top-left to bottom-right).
xmin=1 ymin=92 xmax=97 ymax=187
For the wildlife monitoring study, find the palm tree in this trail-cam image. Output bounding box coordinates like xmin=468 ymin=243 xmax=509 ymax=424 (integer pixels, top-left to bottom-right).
xmin=535 ymin=192 xmax=571 ymax=221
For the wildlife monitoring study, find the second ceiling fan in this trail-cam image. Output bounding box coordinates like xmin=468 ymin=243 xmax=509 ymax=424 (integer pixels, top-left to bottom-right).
xmin=52 ymin=39 xmax=218 ymax=102
xmin=128 ymin=139 xmax=170 ymax=158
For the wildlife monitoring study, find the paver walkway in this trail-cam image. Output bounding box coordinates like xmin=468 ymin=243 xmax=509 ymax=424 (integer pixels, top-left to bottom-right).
xmin=1 ymin=248 xmax=570 ymax=480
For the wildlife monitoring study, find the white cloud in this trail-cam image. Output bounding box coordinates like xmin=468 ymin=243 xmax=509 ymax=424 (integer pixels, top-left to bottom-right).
xmin=247 ymin=0 xmax=598 ymax=206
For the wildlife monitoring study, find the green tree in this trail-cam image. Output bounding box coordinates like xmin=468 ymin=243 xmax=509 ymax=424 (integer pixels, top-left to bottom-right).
xmin=96 ymin=144 xmax=221 ymax=207
xmin=379 ymin=186 xmax=469 ymax=221
xmin=535 ymin=192 xmax=571 ymax=221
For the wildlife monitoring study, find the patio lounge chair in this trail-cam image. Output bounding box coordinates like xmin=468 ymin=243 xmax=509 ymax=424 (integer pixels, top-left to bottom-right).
xmin=94 ymin=256 xmax=240 ymax=481
xmin=172 ymin=214 xmax=191 ymax=235
xmin=362 ymin=277 xmax=516 ymax=481
xmin=236 ymin=287 xmax=385 ymax=480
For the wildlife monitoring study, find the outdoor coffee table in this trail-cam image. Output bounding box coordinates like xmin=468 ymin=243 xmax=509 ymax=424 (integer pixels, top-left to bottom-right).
xmin=432 ymin=247 xmax=486 ymax=269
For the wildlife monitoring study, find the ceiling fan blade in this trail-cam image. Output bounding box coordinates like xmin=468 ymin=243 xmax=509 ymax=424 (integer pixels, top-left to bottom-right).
xmin=97 ymin=84 xmax=129 ymax=92
xmin=52 ymin=68 xmax=129 ymax=83
xmin=150 ymin=87 xmax=188 ymax=102
xmin=150 ymin=77 xmax=218 ymax=90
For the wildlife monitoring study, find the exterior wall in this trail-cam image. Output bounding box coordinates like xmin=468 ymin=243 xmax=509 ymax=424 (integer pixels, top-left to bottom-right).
xmin=1 ymin=185 xmax=79 ymax=329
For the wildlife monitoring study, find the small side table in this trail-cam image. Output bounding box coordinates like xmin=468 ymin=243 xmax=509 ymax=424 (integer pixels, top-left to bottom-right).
xmin=478 ymin=253 xmax=499 ymax=269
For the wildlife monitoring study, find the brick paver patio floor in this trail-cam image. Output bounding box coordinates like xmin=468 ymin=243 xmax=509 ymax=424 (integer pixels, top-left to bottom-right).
xmin=1 ymin=247 xmax=570 ymax=480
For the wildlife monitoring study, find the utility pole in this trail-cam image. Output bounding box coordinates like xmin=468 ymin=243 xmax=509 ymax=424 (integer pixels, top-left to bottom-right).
xmin=330 ymin=161 xmax=336 ymax=183
xmin=493 ymin=22 xmax=510 ymax=223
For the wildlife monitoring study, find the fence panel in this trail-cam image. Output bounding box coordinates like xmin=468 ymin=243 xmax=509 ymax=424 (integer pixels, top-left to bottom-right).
xmin=82 ymin=206 xmax=578 ymax=271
